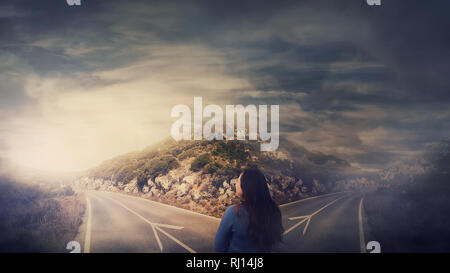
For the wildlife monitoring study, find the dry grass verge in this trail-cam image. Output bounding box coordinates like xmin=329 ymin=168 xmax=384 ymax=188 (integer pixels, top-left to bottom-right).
xmin=0 ymin=177 xmax=86 ymax=252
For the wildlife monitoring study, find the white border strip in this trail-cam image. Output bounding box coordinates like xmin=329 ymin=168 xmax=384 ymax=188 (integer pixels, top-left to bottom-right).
xmin=358 ymin=196 xmax=366 ymax=253
xmin=83 ymin=193 xmax=92 ymax=253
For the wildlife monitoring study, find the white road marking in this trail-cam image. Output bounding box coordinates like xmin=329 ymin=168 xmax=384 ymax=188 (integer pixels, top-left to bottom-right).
xmin=150 ymin=221 xmax=163 ymax=251
xmin=284 ymin=194 xmax=349 ymax=235
xmin=153 ymin=223 xmax=184 ymax=230
xmin=279 ymin=191 xmax=350 ymax=208
xmin=285 ymin=216 xmax=311 ymax=235
xmin=154 ymin=225 xmax=196 ymax=253
xmin=358 ymin=197 xmax=366 ymax=253
xmin=83 ymin=193 xmax=92 ymax=253
xmin=100 ymin=193 xmax=197 ymax=253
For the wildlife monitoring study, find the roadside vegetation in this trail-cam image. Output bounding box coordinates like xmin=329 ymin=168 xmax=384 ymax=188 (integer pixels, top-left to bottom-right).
xmin=364 ymin=141 xmax=450 ymax=252
xmin=0 ymin=176 xmax=86 ymax=252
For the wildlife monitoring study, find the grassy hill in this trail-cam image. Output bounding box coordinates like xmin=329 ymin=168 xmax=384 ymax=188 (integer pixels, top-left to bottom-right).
xmin=75 ymin=138 xmax=354 ymax=217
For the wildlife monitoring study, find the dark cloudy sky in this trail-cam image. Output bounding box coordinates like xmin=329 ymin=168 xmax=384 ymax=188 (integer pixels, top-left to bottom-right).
xmin=1 ymin=0 xmax=449 ymax=172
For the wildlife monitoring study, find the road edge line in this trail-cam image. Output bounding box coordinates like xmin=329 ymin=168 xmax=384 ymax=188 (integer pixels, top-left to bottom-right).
xmin=358 ymin=196 xmax=366 ymax=253
xmin=84 ymin=193 xmax=92 ymax=253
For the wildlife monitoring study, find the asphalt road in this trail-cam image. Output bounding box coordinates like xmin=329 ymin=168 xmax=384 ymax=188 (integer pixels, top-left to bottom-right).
xmin=76 ymin=190 xmax=221 ymax=253
xmin=279 ymin=191 xmax=368 ymax=253
xmin=75 ymin=190 xmax=369 ymax=253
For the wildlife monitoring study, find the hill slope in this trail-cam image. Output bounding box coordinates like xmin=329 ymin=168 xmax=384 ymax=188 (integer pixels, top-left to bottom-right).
xmin=74 ymin=138 xmax=354 ymax=217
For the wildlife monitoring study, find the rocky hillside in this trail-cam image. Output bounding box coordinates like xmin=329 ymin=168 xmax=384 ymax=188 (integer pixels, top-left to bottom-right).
xmin=74 ymin=138 xmax=355 ymax=217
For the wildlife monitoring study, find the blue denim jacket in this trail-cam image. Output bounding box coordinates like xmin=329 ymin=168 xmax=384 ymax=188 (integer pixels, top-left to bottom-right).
xmin=214 ymin=205 xmax=261 ymax=253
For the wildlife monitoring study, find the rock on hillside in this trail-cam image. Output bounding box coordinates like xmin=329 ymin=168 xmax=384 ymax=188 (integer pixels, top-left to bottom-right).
xmin=74 ymin=138 xmax=354 ymax=217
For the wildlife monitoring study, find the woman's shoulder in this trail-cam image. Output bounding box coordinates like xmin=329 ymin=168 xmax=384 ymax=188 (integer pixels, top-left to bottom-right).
xmin=224 ymin=204 xmax=247 ymax=216
xmin=224 ymin=205 xmax=240 ymax=216
xmin=224 ymin=205 xmax=236 ymax=214
xmin=219 ymin=205 xmax=238 ymax=223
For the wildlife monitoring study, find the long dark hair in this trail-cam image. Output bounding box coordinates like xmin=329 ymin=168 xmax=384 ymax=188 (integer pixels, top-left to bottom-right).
xmin=236 ymin=167 xmax=283 ymax=252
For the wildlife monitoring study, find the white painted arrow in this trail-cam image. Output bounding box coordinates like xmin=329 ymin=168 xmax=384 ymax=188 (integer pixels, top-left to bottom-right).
xmin=150 ymin=222 xmax=196 ymax=253
xmin=284 ymin=194 xmax=348 ymax=236
xmin=102 ymin=194 xmax=197 ymax=253
xmin=284 ymin=215 xmax=311 ymax=235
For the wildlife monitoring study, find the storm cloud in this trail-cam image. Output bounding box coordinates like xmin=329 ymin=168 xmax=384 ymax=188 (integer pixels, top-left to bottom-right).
xmin=1 ymin=0 xmax=449 ymax=172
